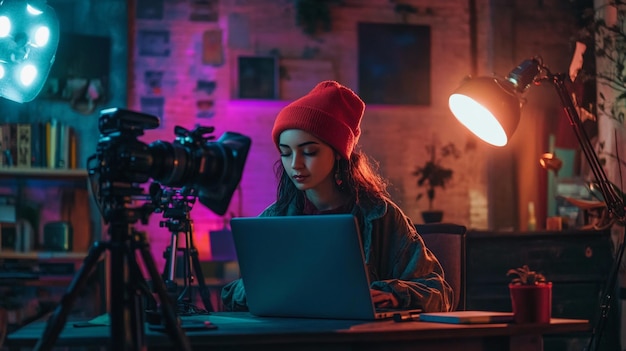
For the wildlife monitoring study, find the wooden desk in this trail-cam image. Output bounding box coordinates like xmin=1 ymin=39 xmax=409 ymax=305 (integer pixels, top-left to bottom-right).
xmin=5 ymin=312 xmax=590 ymax=351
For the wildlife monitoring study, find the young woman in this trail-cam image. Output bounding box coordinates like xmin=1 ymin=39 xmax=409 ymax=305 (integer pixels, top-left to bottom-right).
xmin=221 ymin=80 xmax=453 ymax=313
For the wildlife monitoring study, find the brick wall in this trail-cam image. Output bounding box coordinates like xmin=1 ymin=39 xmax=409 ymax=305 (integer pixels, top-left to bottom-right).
xmin=128 ymin=0 xmax=583 ymax=267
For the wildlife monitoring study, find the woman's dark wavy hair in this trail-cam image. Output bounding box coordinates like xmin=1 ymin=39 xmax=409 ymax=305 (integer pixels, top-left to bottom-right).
xmin=272 ymin=147 xmax=390 ymax=214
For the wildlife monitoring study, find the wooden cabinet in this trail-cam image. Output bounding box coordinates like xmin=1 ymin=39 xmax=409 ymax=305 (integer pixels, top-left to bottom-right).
xmin=465 ymin=229 xmax=619 ymax=351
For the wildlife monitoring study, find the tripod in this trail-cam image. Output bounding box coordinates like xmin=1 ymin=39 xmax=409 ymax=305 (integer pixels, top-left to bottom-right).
xmin=160 ymin=200 xmax=214 ymax=313
xmin=33 ymin=186 xmax=191 ymax=351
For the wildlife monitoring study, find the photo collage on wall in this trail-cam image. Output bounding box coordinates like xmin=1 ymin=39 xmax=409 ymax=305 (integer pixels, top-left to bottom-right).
xmin=135 ymin=0 xmax=221 ymax=125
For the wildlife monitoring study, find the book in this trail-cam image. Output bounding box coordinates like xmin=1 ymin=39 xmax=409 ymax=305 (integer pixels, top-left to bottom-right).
xmin=0 ymin=123 xmax=16 ymax=166
xmin=47 ymin=119 xmax=59 ymax=169
xmin=419 ymin=311 xmax=514 ymax=324
xmin=56 ymin=123 xmax=70 ymax=169
xmin=69 ymin=129 xmax=77 ymax=169
xmin=46 ymin=120 xmax=55 ymax=168
xmin=30 ymin=121 xmax=47 ymax=168
xmin=0 ymin=124 xmax=3 ymax=166
xmin=16 ymin=124 xmax=31 ymax=167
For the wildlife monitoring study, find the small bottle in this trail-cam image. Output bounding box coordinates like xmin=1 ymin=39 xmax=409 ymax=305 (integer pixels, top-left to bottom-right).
xmin=528 ymin=201 xmax=537 ymax=231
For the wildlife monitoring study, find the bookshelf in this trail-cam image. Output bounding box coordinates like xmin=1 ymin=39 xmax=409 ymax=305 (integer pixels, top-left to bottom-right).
xmin=1 ymin=120 xmax=78 ymax=170
xmin=0 ymin=167 xmax=99 ymax=254
xmin=0 ymin=250 xmax=89 ymax=260
xmin=0 ymin=167 xmax=87 ymax=178
xmin=0 ymin=166 xmax=105 ymax=332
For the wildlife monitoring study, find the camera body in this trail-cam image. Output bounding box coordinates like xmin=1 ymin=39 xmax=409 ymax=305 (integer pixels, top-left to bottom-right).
xmin=92 ymin=107 xmax=251 ymax=215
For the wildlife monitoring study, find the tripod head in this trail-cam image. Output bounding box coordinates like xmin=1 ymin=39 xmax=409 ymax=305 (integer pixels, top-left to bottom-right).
xmin=149 ymin=183 xmax=197 ymax=233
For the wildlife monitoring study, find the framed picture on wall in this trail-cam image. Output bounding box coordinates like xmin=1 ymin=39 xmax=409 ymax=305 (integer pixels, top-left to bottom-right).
xmin=40 ymin=33 xmax=111 ymax=113
xmin=358 ymin=23 xmax=431 ymax=105
xmin=137 ymin=30 xmax=170 ymax=57
xmin=237 ymin=56 xmax=278 ymax=99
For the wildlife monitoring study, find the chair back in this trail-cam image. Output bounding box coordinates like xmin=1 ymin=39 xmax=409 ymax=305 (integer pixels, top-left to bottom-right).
xmin=416 ymin=223 xmax=467 ymax=311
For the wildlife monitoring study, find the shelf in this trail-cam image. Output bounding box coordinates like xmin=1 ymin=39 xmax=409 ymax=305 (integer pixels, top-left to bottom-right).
xmin=0 ymin=167 xmax=95 ymax=255
xmin=0 ymin=251 xmax=89 ymax=260
xmin=0 ymin=167 xmax=88 ymax=179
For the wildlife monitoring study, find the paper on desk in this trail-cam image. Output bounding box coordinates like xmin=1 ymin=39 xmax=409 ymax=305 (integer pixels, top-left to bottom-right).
xmin=86 ymin=314 xmax=110 ymax=326
xmin=190 ymin=315 xmax=263 ymax=325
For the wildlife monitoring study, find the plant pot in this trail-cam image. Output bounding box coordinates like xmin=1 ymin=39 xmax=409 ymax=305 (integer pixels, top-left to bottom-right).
xmin=509 ymin=283 xmax=552 ymax=323
xmin=421 ymin=210 xmax=443 ymax=223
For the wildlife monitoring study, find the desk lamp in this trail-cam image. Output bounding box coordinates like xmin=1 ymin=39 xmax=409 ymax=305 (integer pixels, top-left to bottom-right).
xmin=448 ymin=56 xmax=624 ymax=351
xmin=0 ymin=0 xmax=59 ymax=103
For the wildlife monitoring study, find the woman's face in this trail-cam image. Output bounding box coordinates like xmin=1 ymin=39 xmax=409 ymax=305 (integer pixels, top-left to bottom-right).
xmin=278 ymin=129 xmax=337 ymax=192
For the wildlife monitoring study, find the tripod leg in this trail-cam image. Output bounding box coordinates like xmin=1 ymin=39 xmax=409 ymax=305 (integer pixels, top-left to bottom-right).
xmin=125 ymin=241 xmax=149 ymax=351
xmin=190 ymin=247 xmax=214 ymax=312
xmin=109 ymin=222 xmax=145 ymax=351
xmin=163 ymin=231 xmax=178 ymax=283
xmin=178 ymin=239 xmax=192 ymax=303
xmin=33 ymin=241 xmax=108 ymax=351
xmin=184 ymin=219 xmax=214 ymax=312
xmin=188 ymin=233 xmax=214 ymax=312
xmin=136 ymin=230 xmax=192 ymax=351
xmin=162 ymin=230 xmax=179 ymax=298
xmin=129 ymin=252 xmax=159 ymax=312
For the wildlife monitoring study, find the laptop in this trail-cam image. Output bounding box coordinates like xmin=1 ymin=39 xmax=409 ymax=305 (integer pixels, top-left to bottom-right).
xmin=230 ymin=214 xmax=422 ymax=320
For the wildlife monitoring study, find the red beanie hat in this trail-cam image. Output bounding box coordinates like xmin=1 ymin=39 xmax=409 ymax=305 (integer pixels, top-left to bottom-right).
xmin=272 ymin=80 xmax=365 ymax=160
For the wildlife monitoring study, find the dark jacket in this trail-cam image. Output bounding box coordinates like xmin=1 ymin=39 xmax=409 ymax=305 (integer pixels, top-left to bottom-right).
xmin=221 ymin=195 xmax=454 ymax=313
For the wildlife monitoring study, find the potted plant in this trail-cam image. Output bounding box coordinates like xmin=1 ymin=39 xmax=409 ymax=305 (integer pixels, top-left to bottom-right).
xmin=507 ymin=265 xmax=552 ymax=323
xmin=411 ymin=141 xmax=462 ymax=223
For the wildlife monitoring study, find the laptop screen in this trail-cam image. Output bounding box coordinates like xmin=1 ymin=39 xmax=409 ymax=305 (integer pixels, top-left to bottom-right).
xmin=230 ymin=214 xmax=381 ymax=320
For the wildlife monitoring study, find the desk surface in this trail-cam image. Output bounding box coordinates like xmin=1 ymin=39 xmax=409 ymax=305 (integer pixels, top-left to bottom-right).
xmin=6 ymin=312 xmax=590 ymax=351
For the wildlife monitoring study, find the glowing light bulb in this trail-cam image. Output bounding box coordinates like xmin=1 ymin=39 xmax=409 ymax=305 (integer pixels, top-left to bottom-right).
xmin=448 ymin=94 xmax=508 ymax=147
xmin=0 ymin=16 xmax=11 ymax=37
xmin=20 ymin=64 xmax=37 ymax=86
xmin=34 ymin=26 xmax=49 ymax=46
xmin=27 ymin=4 xmax=43 ymax=16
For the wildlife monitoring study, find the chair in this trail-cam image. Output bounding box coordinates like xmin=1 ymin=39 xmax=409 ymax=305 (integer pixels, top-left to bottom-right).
xmin=415 ymin=223 xmax=467 ymax=311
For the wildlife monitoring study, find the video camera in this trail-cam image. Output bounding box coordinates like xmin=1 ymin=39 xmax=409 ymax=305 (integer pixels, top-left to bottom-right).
xmin=90 ymin=107 xmax=251 ymax=216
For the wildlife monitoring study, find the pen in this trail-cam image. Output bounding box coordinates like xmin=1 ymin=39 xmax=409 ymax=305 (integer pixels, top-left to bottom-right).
xmin=393 ymin=312 xmax=420 ymax=323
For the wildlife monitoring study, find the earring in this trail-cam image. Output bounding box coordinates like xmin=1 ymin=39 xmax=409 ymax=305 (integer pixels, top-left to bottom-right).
xmin=334 ymin=160 xmax=343 ymax=187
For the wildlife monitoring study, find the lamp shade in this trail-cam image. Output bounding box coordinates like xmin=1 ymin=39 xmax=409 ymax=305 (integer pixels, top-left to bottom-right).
xmin=449 ymin=76 xmax=521 ymax=147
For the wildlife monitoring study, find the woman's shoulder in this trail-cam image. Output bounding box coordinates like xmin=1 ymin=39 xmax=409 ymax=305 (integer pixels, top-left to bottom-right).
xmin=382 ymin=198 xmax=415 ymax=228
xmin=259 ymin=203 xmax=279 ymax=216
xmin=383 ymin=197 xmax=406 ymax=214
xmin=358 ymin=195 xmax=408 ymax=220
xmin=359 ymin=196 xmax=418 ymax=242
xmin=364 ymin=196 xmax=415 ymax=224
xmin=258 ymin=201 xmax=299 ymax=216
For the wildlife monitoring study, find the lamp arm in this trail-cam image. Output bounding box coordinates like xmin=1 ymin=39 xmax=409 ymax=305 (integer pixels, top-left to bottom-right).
xmin=545 ymin=72 xmax=626 ymax=351
xmin=544 ymin=72 xmax=626 ymax=224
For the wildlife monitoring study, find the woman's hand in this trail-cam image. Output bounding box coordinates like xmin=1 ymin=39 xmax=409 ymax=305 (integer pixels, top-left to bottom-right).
xmin=370 ymin=289 xmax=399 ymax=309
